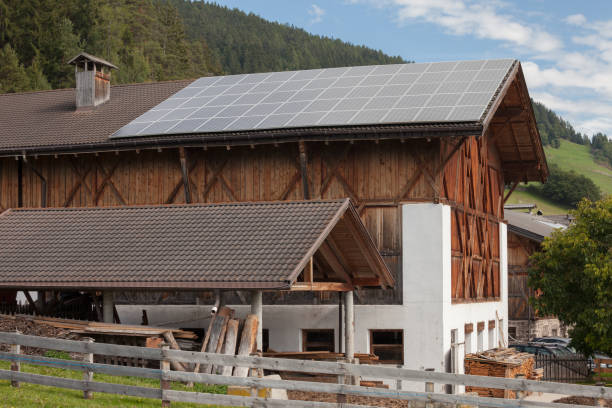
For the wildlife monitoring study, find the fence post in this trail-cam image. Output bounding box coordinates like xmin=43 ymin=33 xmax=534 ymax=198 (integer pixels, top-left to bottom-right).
xmin=161 ymin=343 xmax=171 ymax=407
xmin=10 ymin=330 xmax=21 ymax=388
xmin=83 ymin=337 xmax=94 ymax=399
xmin=425 ymin=368 xmax=434 ymax=408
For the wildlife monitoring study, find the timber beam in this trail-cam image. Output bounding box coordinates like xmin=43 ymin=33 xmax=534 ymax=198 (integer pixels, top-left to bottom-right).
xmin=290 ymin=282 xmax=354 ymax=292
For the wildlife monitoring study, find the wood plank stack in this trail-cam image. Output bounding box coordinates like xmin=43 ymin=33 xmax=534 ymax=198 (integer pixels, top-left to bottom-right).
xmin=464 ymin=348 xmax=539 ymax=399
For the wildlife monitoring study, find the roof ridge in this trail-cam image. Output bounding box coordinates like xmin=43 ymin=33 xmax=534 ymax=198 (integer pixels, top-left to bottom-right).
xmin=8 ymin=199 xmax=349 ymax=212
xmin=0 ymin=78 xmax=195 ymax=98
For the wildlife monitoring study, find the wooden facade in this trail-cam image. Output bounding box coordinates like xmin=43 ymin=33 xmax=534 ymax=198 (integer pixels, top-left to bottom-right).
xmin=507 ymin=231 xmax=539 ymax=320
xmin=0 ymin=62 xmax=547 ymax=306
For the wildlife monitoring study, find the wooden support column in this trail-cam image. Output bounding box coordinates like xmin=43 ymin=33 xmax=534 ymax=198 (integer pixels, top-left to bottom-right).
xmin=102 ymin=291 xmax=114 ymax=323
xmin=250 ymin=291 xmax=263 ymax=352
xmin=298 ymin=141 xmax=310 ymax=199
xmin=178 ymin=147 xmax=192 ymax=203
xmin=23 ymin=291 xmax=40 ymax=315
xmin=343 ymin=290 xmax=354 ymax=361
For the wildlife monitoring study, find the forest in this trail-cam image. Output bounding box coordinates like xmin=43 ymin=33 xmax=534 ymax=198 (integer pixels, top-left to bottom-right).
xmin=0 ymin=0 xmax=404 ymax=93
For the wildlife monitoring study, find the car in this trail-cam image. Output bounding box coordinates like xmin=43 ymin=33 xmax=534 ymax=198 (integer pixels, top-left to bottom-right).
xmin=510 ymin=343 xmax=569 ymax=357
xmin=531 ymin=337 xmax=576 ymax=353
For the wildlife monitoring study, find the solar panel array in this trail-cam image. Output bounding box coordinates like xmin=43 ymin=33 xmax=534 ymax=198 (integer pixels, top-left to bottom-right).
xmin=111 ymin=59 xmax=515 ymax=139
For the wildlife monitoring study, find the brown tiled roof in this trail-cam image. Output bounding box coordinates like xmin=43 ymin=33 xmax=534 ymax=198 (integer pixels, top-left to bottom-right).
xmin=0 ymin=80 xmax=192 ymax=152
xmin=0 ymin=199 xmax=385 ymax=290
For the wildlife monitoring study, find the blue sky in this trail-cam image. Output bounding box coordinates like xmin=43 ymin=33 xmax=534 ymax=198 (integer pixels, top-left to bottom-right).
xmin=211 ymin=0 xmax=612 ymax=137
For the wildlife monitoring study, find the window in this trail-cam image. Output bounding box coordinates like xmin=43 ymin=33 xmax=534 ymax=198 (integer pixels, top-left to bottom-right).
xmin=508 ymin=326 xmax=517 ymax=339
xmin=263 ymin=329 xmax=269 ymax=352
xmin=464 ymin=324 xmax=473 ymax=355
xmin=488 ymin=320 xmax=496 ymax=349
xmin=477 ymin=322 xmax=485 ymax=352
xmin=302 ymin=329 xmax=334 ymax=352
xmin=370 ymin=330 xmax=403 ymax=364
xmin=552 ymin=329 xmax=558 ymax=337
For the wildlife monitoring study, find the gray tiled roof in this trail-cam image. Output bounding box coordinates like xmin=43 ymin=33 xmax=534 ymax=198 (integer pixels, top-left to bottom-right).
xmin=506 ymin=210 xmax=566 ymax=242
xmin=0 ymin=200 xmax=354 ymax=290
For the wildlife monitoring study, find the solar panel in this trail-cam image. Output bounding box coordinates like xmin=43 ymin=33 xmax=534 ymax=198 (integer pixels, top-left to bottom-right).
xmin=111 ymin=59 xmax=515 ymax=139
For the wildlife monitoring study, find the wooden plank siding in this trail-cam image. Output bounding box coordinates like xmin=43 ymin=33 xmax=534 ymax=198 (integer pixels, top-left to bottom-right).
xmin=0 ymin=135 xmax=505 ymax=305
xmin=507 ymin=232 xmax=539 ymax=320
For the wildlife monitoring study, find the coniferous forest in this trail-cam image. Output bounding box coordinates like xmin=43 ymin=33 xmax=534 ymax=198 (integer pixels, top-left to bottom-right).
xmin=0 ymin=0 xmax=404 ymax=93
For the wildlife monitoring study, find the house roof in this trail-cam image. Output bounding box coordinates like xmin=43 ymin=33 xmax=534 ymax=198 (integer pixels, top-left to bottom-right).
xmin=0 ymin=199 xmax=393 ymax=290
xmin=0 ymin=80 xmax=193 ymax=152
xmin=112 ymin=59 xmax=515 ymax=138
xmin=506 ymin=210 xmax=566 ymax=242
xmin=0 ymin=59 xmax=547 ymax=182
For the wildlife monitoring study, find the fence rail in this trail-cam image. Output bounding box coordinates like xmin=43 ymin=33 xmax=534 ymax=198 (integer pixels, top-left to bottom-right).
xmin=594 ymin=358 xmax=612 ymax=383
xmin=0 ymin=331 xmax=609 ymax=408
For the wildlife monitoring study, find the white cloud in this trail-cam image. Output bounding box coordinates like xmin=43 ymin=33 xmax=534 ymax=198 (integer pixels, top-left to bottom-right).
xmin=351 ymin=0 xmax=562 ymax=53
xmin=565 ymin=14 xmax=587 ymax=26
xmin=308 ymin=4 xmax=325 ymax=24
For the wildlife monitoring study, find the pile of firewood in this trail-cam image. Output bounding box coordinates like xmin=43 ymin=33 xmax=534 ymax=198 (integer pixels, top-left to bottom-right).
xmin=464 ymin=348 xmax=540 ymax=399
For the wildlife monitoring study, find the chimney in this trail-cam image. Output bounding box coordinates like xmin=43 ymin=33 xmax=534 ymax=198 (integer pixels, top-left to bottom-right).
xmin=67 ymin=52 xmax=118 ymax=110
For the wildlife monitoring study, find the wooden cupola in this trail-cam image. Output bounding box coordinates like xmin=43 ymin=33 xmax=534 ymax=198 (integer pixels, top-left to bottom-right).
xmin=68 ymin=52 xmax=118 ymax=110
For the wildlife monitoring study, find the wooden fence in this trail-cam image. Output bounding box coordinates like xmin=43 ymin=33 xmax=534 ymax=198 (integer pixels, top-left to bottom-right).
xmin=535 ymin=354 xmax=591 ymax=383
xmin=0 ymin=332 xmax=610 ymax=408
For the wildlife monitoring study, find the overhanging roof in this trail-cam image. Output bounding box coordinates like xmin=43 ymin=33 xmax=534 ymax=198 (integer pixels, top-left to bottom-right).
xmin=68 ymin=52 xmax=119 ymax=70
xmin=0 ymin=199 xmax=393 ymax=291
xmin=506 ymin=210 xmax=566 ymax=243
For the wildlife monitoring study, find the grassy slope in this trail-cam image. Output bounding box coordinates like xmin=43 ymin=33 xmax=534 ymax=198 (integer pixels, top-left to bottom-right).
xmin=0 ymin=361 xmax=228 ymax=408
xmin=505 ymin=139 xmax=612 ymax=215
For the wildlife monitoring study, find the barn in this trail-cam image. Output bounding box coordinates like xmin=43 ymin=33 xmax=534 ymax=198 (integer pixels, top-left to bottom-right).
xmin=0 ymin=54 xmax=547 ymax=391
xmin=505 ymin=210 xmax=568 ymax=342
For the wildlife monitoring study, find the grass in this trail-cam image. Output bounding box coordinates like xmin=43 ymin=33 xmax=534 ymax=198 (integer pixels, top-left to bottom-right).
xmin=505 ymin=139 xmax=612 ymax=215
xmin=0 ymin=360 xmax=229 ymax=408
xmin=504 ymin=187 xmax=571 ymax=215
xmin=544 ymin=139 xmax=612 ymax=195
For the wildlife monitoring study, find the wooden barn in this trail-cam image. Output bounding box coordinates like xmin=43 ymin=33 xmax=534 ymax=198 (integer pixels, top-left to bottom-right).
xmin=0 ymin=54 xmax=547 ymax=390
xmin=505 ymin=210 xmax=568 ymax=342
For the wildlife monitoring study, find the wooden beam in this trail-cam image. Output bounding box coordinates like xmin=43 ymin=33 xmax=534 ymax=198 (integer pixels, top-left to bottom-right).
xmin=317 ymin=241 xmax=353 ymax=284
xmin=352 ymin=277 xmax=381 ymax=287
xmin=298 ymin=141 xmax=310 ymax=199
xmin=304 ymin=257 xmax=313 ymax=283
xmin=290 ymin=282 xmax=353 ymax=292
xmin=503 ymin=181 xmax=519 ymax=204
xmin=22 ymin=291 xmax=40 ymax=315
xmin=178 ymin=147 xmax=192 ymax=204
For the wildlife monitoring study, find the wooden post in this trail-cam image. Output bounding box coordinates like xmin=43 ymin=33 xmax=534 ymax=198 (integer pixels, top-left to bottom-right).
xmin=10 ymin=330 xmax=21 ymax=388
xmin=251 ymin=291 xmax=263 ymax=352
xmin=102 ymin=291 xmax=113 ymax=323
xmin=343 ymin=291 xmax=354 ymax=361
xmin=161 ymin=343 xmax=171 ymax=407
xmin=83 ymin=337 xmax=94 ymax=399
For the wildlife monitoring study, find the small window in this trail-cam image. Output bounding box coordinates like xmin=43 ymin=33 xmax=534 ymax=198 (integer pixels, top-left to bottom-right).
xmin=477 ymin=322 xmax=484 ymax=352
xmin=552 ymin=329 xmax=558 ymax=337
xmin=302 ymin=329 xmax=334 ymax=352
xmin=370 ymin=330 xmax=403 ymax=364
xmin=263 ymin=329 xmax=269 ymax=352
xmin=508 ymin=326 xmax=517 ymax=339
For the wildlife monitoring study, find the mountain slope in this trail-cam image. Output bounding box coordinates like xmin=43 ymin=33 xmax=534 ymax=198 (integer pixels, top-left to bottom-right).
xmin=169 ymin=1 xmax=406 ymax=74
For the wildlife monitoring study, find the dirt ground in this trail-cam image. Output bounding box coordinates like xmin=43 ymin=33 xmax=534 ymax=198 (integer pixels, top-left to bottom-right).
xmin=554 ymin=396 xmax=611 ymax=406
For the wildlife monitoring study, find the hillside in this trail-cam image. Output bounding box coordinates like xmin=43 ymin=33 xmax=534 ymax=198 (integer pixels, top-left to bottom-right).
xmin=506 ymin=139 xmax=612 ymax=214
xmin=0 ymin=0 xmax=404 ymax=93
xmin=170 ymin=0 xmax=406 ymax=74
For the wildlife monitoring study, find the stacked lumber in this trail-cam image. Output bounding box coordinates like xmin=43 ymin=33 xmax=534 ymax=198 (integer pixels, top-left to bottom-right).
xmin=464 ymin=348 xmax=538 ymax=399
xmin=13 ymin=314 xmax=197 ymax=339
xmin=263 ymin=351 xmax=379 ymax=364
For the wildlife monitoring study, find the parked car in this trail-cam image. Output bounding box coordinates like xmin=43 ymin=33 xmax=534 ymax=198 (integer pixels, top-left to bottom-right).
xmin=510 ymin=343 xmax=572 ymax=357
xmin=531 ymin=336 xmax=575 ymax=352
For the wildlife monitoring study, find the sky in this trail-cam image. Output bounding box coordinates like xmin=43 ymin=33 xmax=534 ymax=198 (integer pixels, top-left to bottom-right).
xmin=211 ymin=0 xmax=612 ymax=137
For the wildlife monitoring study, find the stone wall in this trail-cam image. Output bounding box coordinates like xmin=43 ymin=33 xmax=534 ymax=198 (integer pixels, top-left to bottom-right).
xmin=508 ymin=318 xmax=568 ymax=342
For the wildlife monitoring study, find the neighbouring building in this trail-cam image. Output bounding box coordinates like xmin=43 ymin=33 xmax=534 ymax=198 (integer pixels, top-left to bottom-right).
xmin=506 ymin=210 xmax=568 ymax=342
xmin=0 ymin=54 xmax=548 ymax=392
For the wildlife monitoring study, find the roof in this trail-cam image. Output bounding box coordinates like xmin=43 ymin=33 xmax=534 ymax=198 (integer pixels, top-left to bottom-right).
xmin=0 ymin=199 xmax=393 ymax=290
xmin=506 ymin=210 xmax=566 ymax=242
xmin=0 ymin=59 xmax=547 ymax=182
xmin=112 ymin=59 xmax=515 ymax=138
xmin=0 ymin=80 xmax=193 ymax=152
xmin=67 ymin=52 xmax=119 ymax=70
